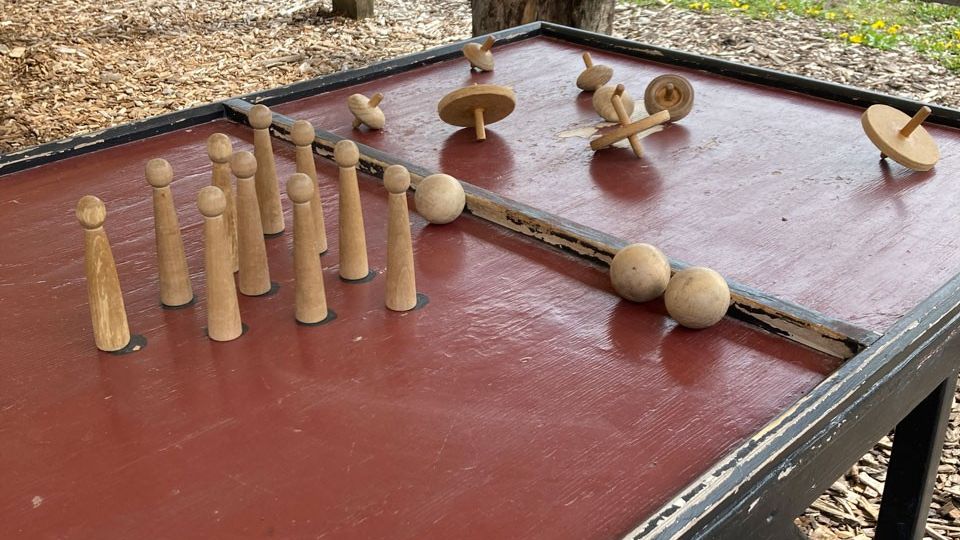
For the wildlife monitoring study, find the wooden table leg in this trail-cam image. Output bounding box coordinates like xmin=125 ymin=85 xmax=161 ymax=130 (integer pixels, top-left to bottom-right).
xmin=876 ymin=374 xmax=958 ymax=540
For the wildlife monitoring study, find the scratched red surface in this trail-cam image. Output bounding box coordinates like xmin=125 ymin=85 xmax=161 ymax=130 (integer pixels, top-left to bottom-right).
xmin=0 ymin=119 xmax=836 ymax=538
xmin=273 ymin=36 xmax=960 ymax=331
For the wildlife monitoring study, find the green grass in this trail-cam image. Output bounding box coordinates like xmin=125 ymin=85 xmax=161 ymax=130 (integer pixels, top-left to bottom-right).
xmin=628 ymin=0 xmax=960 ymax=70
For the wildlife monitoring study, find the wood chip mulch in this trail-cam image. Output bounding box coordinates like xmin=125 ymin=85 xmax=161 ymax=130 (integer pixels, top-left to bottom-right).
xmin=4 ymin=1 xmax=960 ymax=538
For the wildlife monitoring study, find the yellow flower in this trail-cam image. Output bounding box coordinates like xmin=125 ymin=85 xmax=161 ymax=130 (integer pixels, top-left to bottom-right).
xmin=777 ymin=3 xmax=786 ymax=9
xmin=886 ymin=25 xmax=899 ymax=35
xmin=739 ymin=3 xmax=749 ymax=9
xmin=839 ymin=32 xmax=849 ymax=38
xmin=825 ymin=12 xmax=836 ymax=20
xmin=849 ymin=34 xmax=863 ymax=44
xmin=871 ymin=20 xmax=886 ymax=30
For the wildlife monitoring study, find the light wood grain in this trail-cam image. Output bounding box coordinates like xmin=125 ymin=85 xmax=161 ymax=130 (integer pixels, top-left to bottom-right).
xmin=249 ymin=104 xmax=285 ymax=234
xmin=145 ymin=158 xmax=193 ymax=307
xmin=207 ymin=133 xmax=238 ymax=272
xmin=384 ymin=165 xmax=417 ymax=311
xmin=334 ymin=140 xmax=370 ymax=280
xmin=291 ymin=119 xmax=328 ymax=254
xmin=231 ymin=151 xmax=272 ymax=296
xmin=198 ymin=186 xmax=243 ymax=341
xmin=77 ymin=195 xmax=131 ymax=351
xmin=288 ymin=173 xmax=329 ymax=323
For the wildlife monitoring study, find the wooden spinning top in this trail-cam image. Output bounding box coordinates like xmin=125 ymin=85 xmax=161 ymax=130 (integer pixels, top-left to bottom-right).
xmin=593 ymin=85 xmax=635 ymax=122
xmin=644 ymin=74 xmax=694 ymax=121
xmin=861 ymin=104 xmax=939 ymax=171
xmin=591 ymin=84 xmax=671 ymax=158
xmin=463 ymin=36 xmax=495 ymax=71
xmin=576 ymin=52 xmax=613 ymax=91
xmin=438 ymin=84 xmax=515 ymax=141
xmin=348 ymin=93 xmax=385 ymax=130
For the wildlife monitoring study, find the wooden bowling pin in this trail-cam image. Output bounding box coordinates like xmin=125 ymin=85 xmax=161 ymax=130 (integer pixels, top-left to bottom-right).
xmin=287 ymin=173 xmax=330 ymax=324
xmin=384 ymin=165 xmax=417 ymax=311
xmin=290 ymin=119 xmax=328 ymax=254
xmin=207 ymin=133 xmax=238 ymax=272
xmin=145 ymin=158 xmax=193 ymax=307
xmin=334 ymin=140 xmax=370 ymax=281
xmin=248 ymin=104 xmax=285 ymax=235
xmin=231 ymin=151 xmax=272 ymax=296
xmin=198 ymin=186 xmax=243 ymax=341
xmin=77 ymin=195 xmax=131 ymax=352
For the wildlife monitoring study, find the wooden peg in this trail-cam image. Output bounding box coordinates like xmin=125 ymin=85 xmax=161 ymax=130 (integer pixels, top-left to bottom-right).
xmin=437 ymin=84 xmax=516 ymax=142
xmin=231 ymin=151 xmax=272 ymax=296
xmin=248 ymin=104 xmax=285 ymax=235
xmin=207 ymin=133 xmax=238 ymax=272
xmin=576 ymin=52 xmax=613 ymax=91
xmin=384 ymin=165 xmax=417 ymax=311
xmin=334 ymin=140 xmax=370 ymax=281
xmin=348 ymin=93 xmax=386 ymax=130
xmin=861 ymin=104 xmax=939 ymax=171
xmin=145 ymin=158 xmax=193 ymax=307
xmin=288 ymin=173 xmax=330 ymax=324
xmin=77 ymin=195 xmax=131 ymax=352
xmin=590 ymin=109 xmax=671 ymax=156
xmin=198 ymin=186 xmax=243 ymax=341
xmin=612 ymin=84 xmax=644 ymax=158
xmin=290 ymin=120 xmax=328 ymax=254
xmin=462 ymin=36 xmax=495 ymax=71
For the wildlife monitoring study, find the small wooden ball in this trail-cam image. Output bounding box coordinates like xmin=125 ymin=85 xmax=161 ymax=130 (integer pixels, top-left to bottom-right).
xmin=384 ymin=165 xmax=411 ymax=194
xmin=145 ymin=158 xmax=173 ymax=188
xmin=334 ymin=140 xmax=360 ymax=168
xmin=76 ymin=195 xmax=106 ymax=229
xmin=610 ymin=243 xmax=671 ymax=302
xmin=197 ymin=186 xmax=227 ymax=218
xmin=248 ymin=104 xmax=273 ymax=129
xmin=287 ymin=173 xmax=315 ymax=204
xmin=230 ymin=151 xmax=257 ymax=178
xmin=415 ymin=174 xmax=465 ymax=224
xmin=664 ymin=267 xmax=731 ymax=329
xmin=206 ymin=133 xmax=233 ymax=163
xmin=593 ymin=85 xmax=635 ymax=122
xmin=290 ymin=119 xmax=315 ymax=146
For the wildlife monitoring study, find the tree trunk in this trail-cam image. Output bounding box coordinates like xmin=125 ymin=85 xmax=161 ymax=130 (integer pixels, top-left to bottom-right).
xmin=470 ymin=0 xmax=616 ymax=36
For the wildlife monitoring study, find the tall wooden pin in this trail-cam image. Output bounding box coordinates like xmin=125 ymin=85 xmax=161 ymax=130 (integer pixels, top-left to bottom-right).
xmin=145 ymin=158 xmax=193 ymax=307
xmin=288 ymin=173 xmax=331 ymax=324
xmin=290 ymin=119 xmax=328 ymax=254
xmin=231 ymin=151 xmax=272 ymax=296
xmin=334 ymin=140 xmax=371 ymax=281
xmin=384 ymin=165 xmax=418 ymax=311
xmin=198 ymin=186 xmax=243 ymax=341
xmin=248 ymin=104 xmax=285 ymax=235
xmin=77 ymin=195 xmax=131 ymax=352
xmin=207 ymin=133 xmax=238 ymax=272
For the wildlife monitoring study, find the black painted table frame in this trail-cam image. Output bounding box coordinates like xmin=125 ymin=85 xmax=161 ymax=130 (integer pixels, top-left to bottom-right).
xmin=3 ymin=21 xmax=959 ymax=540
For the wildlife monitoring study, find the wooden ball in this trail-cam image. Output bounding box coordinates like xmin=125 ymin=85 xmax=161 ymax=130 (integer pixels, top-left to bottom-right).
xmin=76 ymin=195 xmax=106 ymax=229
xmin=664 ymin=267 xmax=731 ymax=329
xmin=415 ymin=174 xmax=465 ymax=224
xmin=206 ymin=133 xmax=233 ymax=163
xmin=384 ymin=165 xmax=411 ymax=194
xmin=145 ymin=158 xmax=173 ymax=188
xmin=287 ymin=173 xmax=314 ymax=204
xmin=593 ymin=85 xmax=635 ymax=122
xmin=197 ymin=186 xmax=227 ymax=218
xmin=230 ymin=151 xmax=257 ymax=178
xmin=610 ymin=243 xmax=671 ymax=302
xmin=290 ymin=119 xmax=315 ymax=146
xmin=248 ymin=104 xmax=273 ymax=129
xmin=334 ymin=140 xmax=360 ymax=167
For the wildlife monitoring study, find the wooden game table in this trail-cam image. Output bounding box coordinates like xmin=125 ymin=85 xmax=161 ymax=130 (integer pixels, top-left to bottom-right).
xmin=2 ymin=22 xmax=960 ymax=540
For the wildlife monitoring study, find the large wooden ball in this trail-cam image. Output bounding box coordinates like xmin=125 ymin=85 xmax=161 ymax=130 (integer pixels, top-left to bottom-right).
xmin=415 ymin=174 xmax=465 ymax=224
xmin=664 ymin=267 xmax=731 ymax=329
xmin=610 ymin=243 xmax=671 ymax=302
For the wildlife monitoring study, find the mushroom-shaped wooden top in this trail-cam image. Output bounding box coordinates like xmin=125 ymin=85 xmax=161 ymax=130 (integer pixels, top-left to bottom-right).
xmin=590 ymin=84 xmax=671 ymax=158
xmin=576 ymin=52 xmax=613 ymax=91
xmin=437 ymin=84 xmax=516 ymax=142
xmin=462 ymin=36 xmax=495 ymax=71
xmin=644 ymin=74 xmax=695 ymax=121
xmin=593 ymin=85 xmax=635 ymax=123
xmin=347 ymin=93 xmax=385 ymax=130
xmin=861 ymin=104 xmax=939 ymax=172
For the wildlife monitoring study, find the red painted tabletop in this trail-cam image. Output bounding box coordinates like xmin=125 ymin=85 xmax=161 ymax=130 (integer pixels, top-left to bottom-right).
xmin=0 ymin=118 xmax=835 ymax=538
xmin=274 ymin=36 xmax=960 ymax=332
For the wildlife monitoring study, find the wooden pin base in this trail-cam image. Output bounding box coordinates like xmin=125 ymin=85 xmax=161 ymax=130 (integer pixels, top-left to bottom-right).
xmin=296 ymin=309 xmax=338 ymax=326
xmin=340 ymin=269 xmax=378 ymax=284
xmin=106 ymin=334 xmax=148 ymax=356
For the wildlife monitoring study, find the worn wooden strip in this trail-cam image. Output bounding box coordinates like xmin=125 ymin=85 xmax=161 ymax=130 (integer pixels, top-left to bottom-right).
xmin=224 ymin=98 xmax=878 ymax=359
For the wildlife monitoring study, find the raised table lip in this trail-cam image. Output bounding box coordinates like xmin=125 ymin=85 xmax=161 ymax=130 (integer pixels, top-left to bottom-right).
xmin=3 ymin=20 xmax=960 ymax=540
